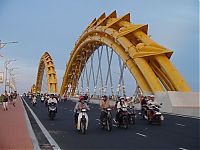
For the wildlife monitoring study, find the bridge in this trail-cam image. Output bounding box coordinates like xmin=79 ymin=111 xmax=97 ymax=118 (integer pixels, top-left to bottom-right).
xmin=0 ymin=11 xmax=199 ymax=150
xmin=31 ymin=11 xmax=198 ymax=117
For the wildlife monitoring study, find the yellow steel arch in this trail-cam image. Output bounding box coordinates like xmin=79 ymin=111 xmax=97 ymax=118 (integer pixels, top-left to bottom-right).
xmin=35 ymin=52 xmax=58 ymax=93
xmin=60 ymin=11 xmax=191 ymax=95
xmin=31 ymin=84 xmax=36 ymax=94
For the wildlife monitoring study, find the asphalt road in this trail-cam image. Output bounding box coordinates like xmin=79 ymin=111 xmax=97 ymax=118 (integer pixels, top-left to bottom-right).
xmin=23 ymin=97 xmax=199 ymax=150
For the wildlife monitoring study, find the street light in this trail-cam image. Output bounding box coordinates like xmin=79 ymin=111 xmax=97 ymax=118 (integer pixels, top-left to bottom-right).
xmin=0 ymin=40 xmax=18 ymax=49
xmin=4 ymin=59 xmax=17 ymax=92
xmin=8 ymin=67 xmax=19 ymax=92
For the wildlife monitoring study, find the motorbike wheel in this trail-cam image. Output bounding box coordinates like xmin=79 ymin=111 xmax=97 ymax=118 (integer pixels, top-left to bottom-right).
xmin=148 ymin=117 xmax=152 ymax=124
xmin=107 ymin=118 xmax=112 ymax=131
xmin=129 ymin=115 xmax=135 ymax=125
xmin=157 ymin=117 xmax=162 ymax=125
xmin=123 ymin=116 xmax=128 ymax=129
xmin=101 ymin=121 xmax=105 ymax=129
xmin=80 ymin=120 xmax=86 ymax=134
xmin=49 ymin=112 xmax=54 ymax=120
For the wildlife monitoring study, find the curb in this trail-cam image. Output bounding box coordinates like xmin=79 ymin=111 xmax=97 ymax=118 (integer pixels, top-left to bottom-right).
xmin=21 ymin=96 xmax=41 ymax=150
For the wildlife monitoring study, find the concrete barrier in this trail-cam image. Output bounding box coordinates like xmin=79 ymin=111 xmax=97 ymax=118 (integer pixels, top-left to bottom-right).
xmin=155 ymin=91 xmax=200 ymax=118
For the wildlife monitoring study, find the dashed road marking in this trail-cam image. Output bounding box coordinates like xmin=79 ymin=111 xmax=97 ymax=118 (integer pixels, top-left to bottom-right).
xmin=179 ymin=147 xmax=188 ymax=150
xmin=176 ymin=123 xmax=186 ymax=127
xmin=112 ymin=124 xmax=118 ymax=127
xmin=136 ymin=132 xmax=147 ymax=138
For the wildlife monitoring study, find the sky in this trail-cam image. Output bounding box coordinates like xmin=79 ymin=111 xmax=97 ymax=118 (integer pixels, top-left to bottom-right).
xmin=0 ymin=0 xmax=199 ymax=94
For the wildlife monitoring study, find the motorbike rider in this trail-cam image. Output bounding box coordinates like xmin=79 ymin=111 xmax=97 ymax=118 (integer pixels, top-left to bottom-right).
xmin=99 ymin=95 xmax=110 ymax=123
xmin=146 ymin=95 xmax=159 ymax=120
xmin=74 ymin=95 xmax=90 ymax=127
xmin=32 ymin=95 xmax=37 ymax=104
xmin=48 ymin=94 xmax=58 ymax=112
xmin=115 ymin=97 xmax=128 ymax=123
xmin=125 ymin=97 xmax=133 ymax=109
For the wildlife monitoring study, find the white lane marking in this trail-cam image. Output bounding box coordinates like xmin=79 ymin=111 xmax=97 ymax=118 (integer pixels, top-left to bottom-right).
xmin=176 ymin=123 xmax=186 ymax=127
xmin=96 ymin=119 xmax=100 ymax=121
xmin=21 ymin=97 xmax=41 ymax=150
xmin=136 ymin=133 xmax=147 ymax=138
xmin=179 ymin=147 xmax=188 ymax=150
xmin=22 ymin=98 xmax=61 ymax=150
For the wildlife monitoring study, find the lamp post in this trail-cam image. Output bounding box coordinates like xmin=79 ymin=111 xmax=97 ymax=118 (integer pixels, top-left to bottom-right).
xmin=4 ymin=59 xmax=17 ymax=92
xmin=0 ymin=40 xmax=18 ymax=49
xmin=8 ymin=68 xmax=18 ymax=92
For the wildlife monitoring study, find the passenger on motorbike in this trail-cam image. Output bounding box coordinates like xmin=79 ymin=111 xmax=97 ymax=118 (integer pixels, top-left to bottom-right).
xmin=99 ymin=95 xmax=110 ymax=122
xmin=146 ymin=95 xmax=160 ymax=120
xmin=74 ymin=96 xmax=90 ymax=127
xmin=115 ymin=97 xmax=128 ymax=123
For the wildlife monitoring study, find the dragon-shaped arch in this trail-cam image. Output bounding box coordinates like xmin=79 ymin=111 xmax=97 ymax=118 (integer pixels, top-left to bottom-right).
xmin=60 ymin=11 xmax=191 ymax=96
xmin=35 ymin=52 xmax=58 ymax=93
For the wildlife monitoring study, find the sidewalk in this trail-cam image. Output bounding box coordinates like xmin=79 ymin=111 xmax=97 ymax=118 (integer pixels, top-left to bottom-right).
xmin=0 ymin=97 xmax=33 ymax=150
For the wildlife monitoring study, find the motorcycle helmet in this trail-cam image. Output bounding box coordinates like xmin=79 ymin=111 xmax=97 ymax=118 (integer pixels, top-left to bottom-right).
xmin=119 ymin=96 xmax=125 ymax=101
xmin=150 ymin=95 xmax=155 ymax=99
xmin=79 ymin=95 xmax=85 ymax=101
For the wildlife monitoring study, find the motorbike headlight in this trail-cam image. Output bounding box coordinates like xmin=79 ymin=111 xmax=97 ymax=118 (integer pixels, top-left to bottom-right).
xmin=81 ymin=109 xmax=87 ymax=112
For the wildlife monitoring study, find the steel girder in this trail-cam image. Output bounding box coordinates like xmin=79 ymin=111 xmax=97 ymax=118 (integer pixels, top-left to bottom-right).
xmin=60 ymin=11 xmax=191 ymax=95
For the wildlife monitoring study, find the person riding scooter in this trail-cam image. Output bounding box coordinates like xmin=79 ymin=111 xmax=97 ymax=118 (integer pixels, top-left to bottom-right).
xmin=99 ymin=95 xmax=110 ymax=123
xmin=115 ymin=97 xmax=128 ymax=123
xmin=32 ymin=95 xmax=37 ymax=106
xmin=146 ymin=95 xmax=160 ymax=120
xmin=48 ymin=94 xmax=58 ymax=112
xmin=74 ymin=96 xmax=90 ymax=127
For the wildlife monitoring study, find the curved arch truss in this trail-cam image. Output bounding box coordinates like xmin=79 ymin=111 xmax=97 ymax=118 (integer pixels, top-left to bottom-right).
xmin=60 ymin=11 xmax=191 ymax=96
xmin=35 ymin=52 xmax=58 ymax=93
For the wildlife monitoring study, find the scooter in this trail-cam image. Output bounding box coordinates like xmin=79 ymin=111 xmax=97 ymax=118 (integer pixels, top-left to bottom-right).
xmin=127 ymin=106 xmax=136 ymax=125
xmin=32 ymin=98 xmax=37 ymax=107
xmin=29 ymin=95 xmax=32 ymax=100
xmin=117 ymin=107 xmax=129 ymax=129
xmin=41 ymin=96 xmax=45 ymax=103
xmin=48 ymin=102 xmax=57 ymax=120
xmin=144 ymin=104 xmax=164 ymax=125
xmin=100 ymin=108 xmax=113 ymax=131
xmin=77 ymin=108 xmax=89 ymax=134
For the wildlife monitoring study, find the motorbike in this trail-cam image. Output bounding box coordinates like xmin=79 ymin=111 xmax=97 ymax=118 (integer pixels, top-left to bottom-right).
xmin=32 ymin=98 xmax=37 ymax=107
xmin=29 ymin=95 xmax=32 ymax=100
xmin=117 ymin=107 xmax=129 ymax=129
xmin=41 ymin=96 xmax=45 ymax=103
xmin=48 ymin=102 xmax=57 ymax=120
xmin=100 ymin=108 xmax=113 ymax=131
xmin=144 ymin=104 xmax=164 ymax=125
xmin=141 ymin=104 xmax=148 ymax=119
xmin=77 ymin=108 xmax=89 ymax=134
xmin=127 ymin=107 xmax=136 ymax=125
